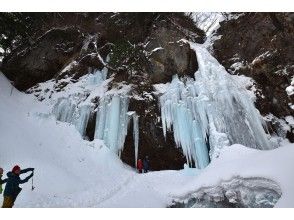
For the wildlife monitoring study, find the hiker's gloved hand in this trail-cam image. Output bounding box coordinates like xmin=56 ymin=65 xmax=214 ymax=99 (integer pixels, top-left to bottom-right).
xmin=29 ymin=168 xmax=34 ymax=172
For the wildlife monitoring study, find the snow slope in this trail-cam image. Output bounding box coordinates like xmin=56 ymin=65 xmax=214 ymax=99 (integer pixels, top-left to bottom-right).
xmin=1 ymin=71 xmax=294 ymax=208
xmin=0 ymin=72 xmax=133 ymax=207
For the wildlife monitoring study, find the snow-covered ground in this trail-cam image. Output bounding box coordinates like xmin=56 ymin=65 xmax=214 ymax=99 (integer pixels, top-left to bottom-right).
xmin=1 ymin=70 xmax=294 ymax=208
xmin=0 ymin=72 xmax=197 ymax=207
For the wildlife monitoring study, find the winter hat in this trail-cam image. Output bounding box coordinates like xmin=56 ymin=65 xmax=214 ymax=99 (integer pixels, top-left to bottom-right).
xmin=12 ymin=165 xmax=21 ymax=173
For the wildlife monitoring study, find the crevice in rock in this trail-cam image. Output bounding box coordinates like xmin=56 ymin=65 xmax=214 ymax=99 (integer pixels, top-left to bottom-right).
xmin=85 ymin=111 xmax=97 ymax=141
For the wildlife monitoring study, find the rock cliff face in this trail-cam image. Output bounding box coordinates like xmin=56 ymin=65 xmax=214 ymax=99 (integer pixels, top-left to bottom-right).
xmin=0 ymin=13 xmax=205 ymax=170
xmin=1 ymin=13 xmax=204 ymax=91
xmin=146 ymin=19 xmax=200 ymax=84
xmin=1 ymin=12 xmax=292 ymax=170
xmin=2 ymin=28 xmax=84 ymax=90
xmin=213 ymin=13 xmax=294 ymax=141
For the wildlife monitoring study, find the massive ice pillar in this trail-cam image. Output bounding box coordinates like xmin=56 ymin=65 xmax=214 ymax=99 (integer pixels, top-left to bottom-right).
xmin=95 ymin=95 xmax=130 ymax=155
xmin=94 ymin=95 xmax=140 ymax=163
xmin=159 ymin=43 xmax=271 ymax=169
xmin=160 ymin=76 xmax=210 ymax=168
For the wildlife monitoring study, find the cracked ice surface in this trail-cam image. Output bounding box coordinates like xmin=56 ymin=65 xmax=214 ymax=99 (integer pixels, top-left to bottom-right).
xmin=159 ymin=43 xmax=271 ymax=168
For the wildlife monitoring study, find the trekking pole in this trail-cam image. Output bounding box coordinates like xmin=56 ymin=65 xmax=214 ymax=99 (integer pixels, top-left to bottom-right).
xmin=31 ymin=171 xmax=35 ymax=191
xmin=10 ymin=83 xmax=14 ymax=96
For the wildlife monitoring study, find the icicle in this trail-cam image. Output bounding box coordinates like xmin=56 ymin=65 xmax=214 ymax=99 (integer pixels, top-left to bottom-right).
xmin=52 ymin=98 xmax=93 ymax=137
xmin=52 ymin=98 xmax=76 ymax=123
xmin=132 ymin=113 xmax=139 ymax=168
xmin=159 ymin=43 xmax=272 ymax=169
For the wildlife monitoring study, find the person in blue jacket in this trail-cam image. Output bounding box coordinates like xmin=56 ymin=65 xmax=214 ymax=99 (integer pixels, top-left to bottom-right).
xmin=2 ymin=165 xmax=34 ymax=208
xmin=143 ymin=156 xmax=150 ymax=173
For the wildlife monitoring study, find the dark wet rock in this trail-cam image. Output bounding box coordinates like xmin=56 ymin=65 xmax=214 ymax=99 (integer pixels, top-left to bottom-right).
xmin=146 ymin=20 xmax=198 ymax=84
xmin=121 ymin=96 xmax=186 ymax=171
xmin=1 ymin=27 xmax=84 ymax=90
xmin=1 ymin=13 xmax=204 ymax=91
xmin=119 ymin=72 xmax=186 ymax=170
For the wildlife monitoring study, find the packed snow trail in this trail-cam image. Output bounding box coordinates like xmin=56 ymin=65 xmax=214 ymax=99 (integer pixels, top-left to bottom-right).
xmin=159 ymin=43 xmax=271 ymax=168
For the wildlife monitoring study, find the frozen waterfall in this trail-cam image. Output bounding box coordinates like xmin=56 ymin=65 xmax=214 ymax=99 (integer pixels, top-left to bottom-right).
xmin=52 ymin=66 xmax=140 ymax=163
xmin=52 ymin=68 xmax=107 ymax=137
xmin=159 ymin=43 xmax=271 ymax=168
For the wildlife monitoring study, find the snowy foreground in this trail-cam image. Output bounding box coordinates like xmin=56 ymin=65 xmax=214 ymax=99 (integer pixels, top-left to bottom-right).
xmin=0 ymin=72 xmax=294 ymax=207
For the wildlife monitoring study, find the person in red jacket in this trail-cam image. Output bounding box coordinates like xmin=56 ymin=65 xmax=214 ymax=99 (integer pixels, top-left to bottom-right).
xmin=137 ymin=159 xmax=143 ymax=173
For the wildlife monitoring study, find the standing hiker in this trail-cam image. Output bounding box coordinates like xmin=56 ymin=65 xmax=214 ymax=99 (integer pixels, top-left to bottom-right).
xmin=137 ymin=159 xmax=143 ymax=173
xmin=2 ymin=165 xmax=34 ymax=208
xmin=0 ymin=168 xmax=8 ymax=195
xmin=143 ymin=156 xmax=150 ymax=173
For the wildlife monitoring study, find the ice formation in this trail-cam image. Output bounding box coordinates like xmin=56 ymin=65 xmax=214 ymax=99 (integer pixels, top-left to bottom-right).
xmin=95 ymin=95 xmax=129 ymax=155
xmin=132 ymin=113 xmax=139 ymax=167
xmin=87 ymin=66 xmax=108 ymax=86
xmin=52 ymin=66 xmax=139 ymax=162
xmin=159 ymin=43 xmax=271 ymax=168
xmin=94 ymin=96 xmax=139 ymax=161
xmin=52 ymin=67 xmax=107 ymax=137
xmin=53 ymin=96 xmax=95 ymax=137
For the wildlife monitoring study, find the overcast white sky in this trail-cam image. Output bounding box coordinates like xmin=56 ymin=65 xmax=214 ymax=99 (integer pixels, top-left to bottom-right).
xmin=0 ymin=0 xmax=293 ymax=12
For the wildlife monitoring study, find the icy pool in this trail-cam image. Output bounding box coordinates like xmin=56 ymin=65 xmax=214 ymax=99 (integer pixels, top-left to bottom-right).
xmin=169 ymin=176 xmax=282 ymax=208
